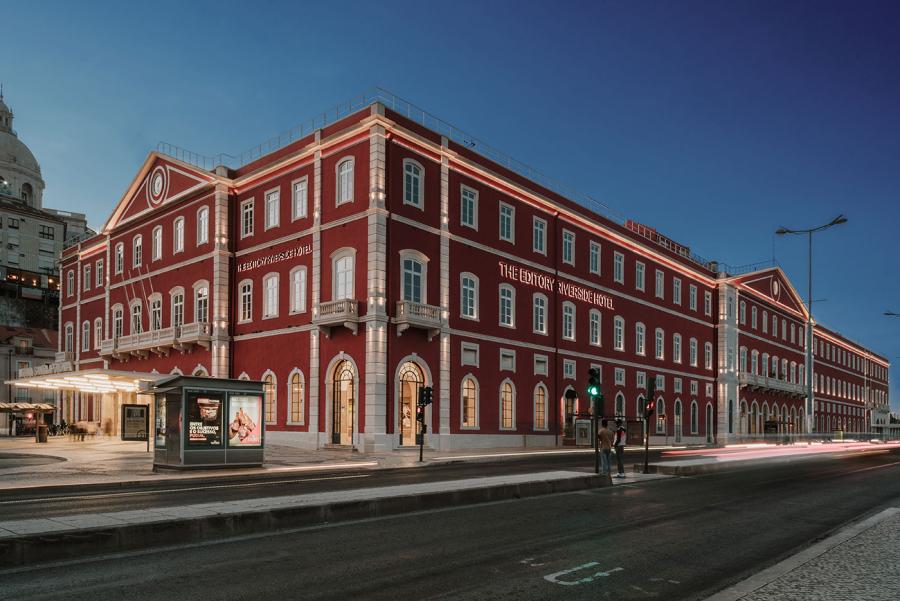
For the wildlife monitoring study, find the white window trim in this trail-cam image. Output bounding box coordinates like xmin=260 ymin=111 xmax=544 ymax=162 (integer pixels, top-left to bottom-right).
xmin=588 ymin=309 xmax=602 ymax=347
xmin=291 ymin=176 xmax=309 ymax=221
xmin=286 ymin=368 xmax=306 ymax=426
xmin=460 ymin=341 xmax=480 ymax=368
xmin=533 ymin=382 xmax=549 ymax=432
xmin=563 ymin=359 xmax=577 ymax=380
xmin=499 ymin=348 xmax=517 ymax=372
xmin=289 ymin=265 xmax=308 ymax=314
xmin=460 ymin=374 xmax=480 ymax=430
xmin=460 ymin=185 xmax=479 ymax=230
xmin=532 ymin=292 xmax=548 ymax=335
xmin=93 ymin=318 xmax=102 ymax=350
xmin=197 ymin=206 xmax=210 ymax=245
xmin=330 ymin=247 xmax=357 ymax=300
xmin=96 ymin=259 xmax=104 ymax=287
xmin=335 ymin=156 xmax=355 ymax=206
xmin=532 ymin=216 xmax=547 ymax=255
xmin=81 ymin=320 xmax=90 ymax=352
xmin=673 ymin=277 xmax=682 ymax=305
xmin=240 ymin=198 xmax=255 ymax=238
xmin=151 ymin=225 xmax=163 ymax=261
xmin=173 ymin=217 xmax=185 ymax=254
xmin=613 ymin=315 xmax=625 ymax=351
xmin=533 ymin=353 xmax=549 ymax=376
xmin=262 ymin=369 xmax=277 ymax=425
xmin=562 ymin=229 xmax=575 ymax=266
xmin=635 ymin=322 xmax=646 ymax=356
xmin=498 ymin=283 xmax=516 ymax=329
xmin=238 ymin=279 xmax=253 ymax=323
xmin=589 ymin=241 xmax=601 ymax=275
xmin=399 ymin=249 xmax=429 ymax=305
xmin=262 ymin=272 xmax=279 ymax=319
xmin=132 ymin=235 xmax=143 ymax=268
xmin=562 ymin=301 xmax=576 ymax=341
xmin=402 ymin=158 xmax=425 ymax=209
xmin=498 ymin=201 xmax=515 ymax=243
xmin=655 ymin=327 xmax=665 ymax=360
xmin=459 ymin=272 xmax=479 ymax=321
xmin=635 ymin=261 xmax=645 ymax=292
xmin=264 ymin=186 xmax=280 ymax=230
xmin=655 ymin=269 xmax=664 ymax=299
xmin=115 ymin=243 xmax=124 ymax=275
xmin=499 ymin=379 xmax=516 ymax=431
xmin=170 ymin=286 xmax=185 ymax=328
xmin=148 ymin=292 xmax=163 ymax=331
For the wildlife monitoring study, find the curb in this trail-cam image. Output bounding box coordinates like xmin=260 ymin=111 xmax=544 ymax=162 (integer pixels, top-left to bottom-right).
xmin=0 ymin=473 xmax=609 ymax=568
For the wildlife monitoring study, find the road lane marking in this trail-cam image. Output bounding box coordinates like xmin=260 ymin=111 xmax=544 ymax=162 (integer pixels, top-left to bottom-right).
xmin=0 ymin=474 xmax=372 ymax=505
xmin=544 ymin=562 xmax=623 ymax=585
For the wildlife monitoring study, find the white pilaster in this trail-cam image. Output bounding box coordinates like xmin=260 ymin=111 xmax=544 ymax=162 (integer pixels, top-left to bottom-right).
xmin=363 ymin=112 xmax=390 ymax=451
xmin=210 ymin=183 xmax=231 ymax=378
xmin=438 ymin=136 xmax=451 ymax=449
xmin=716 ymin=283 xmax=739 ymax=443
xmin=309 ymin=139 xmax=322 ymax=446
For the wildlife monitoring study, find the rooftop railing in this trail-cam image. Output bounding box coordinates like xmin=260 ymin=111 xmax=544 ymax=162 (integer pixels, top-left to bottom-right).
xmin=156 ymin=88 xmax=719 ymax=270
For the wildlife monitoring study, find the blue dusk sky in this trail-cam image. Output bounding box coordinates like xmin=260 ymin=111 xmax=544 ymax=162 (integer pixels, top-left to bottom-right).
xmin=4 ymin=1 xmax=899 ymax=408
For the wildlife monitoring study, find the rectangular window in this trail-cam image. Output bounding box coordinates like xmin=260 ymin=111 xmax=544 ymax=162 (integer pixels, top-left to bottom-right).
xmin=562 ymin=230 xmax=575 ymax=265
xmin=673 ymin=277 xmax=681 ymax=305
xmin=674 ymin=378 xmax=682 ymax=394
xmin=635 ymin=262 xmax=645 ymax=291
xmin=589 ymin=311 xmax=601 ymax=346
xmin=172 ymin=294 xmax=184 ymax=328
xmin=562 ymin=303 xmax=575 ymax=340
xmin=636 ymin=371 xmax=646 ymax=388
xmin=706 ymin=383 xmax=713 ymax=398
xmin=264 ymin=276 xmax=278 ymax=318
xmin=500 ymin=349 xmax=516 ymax=372
xmin=613 ymin=252 xmax=624 ymax=284
xmin=195 ymin=288 xmax=209 ymax=322
xmin=589 ymin=241 xmax=600 ymax=275
xmin=751 ymin=306 xmax=758 ymax=328
xmin=197 ymin=208 xmax=209 ymax=244
xmin=691 ymin=380 xmax=698 ymax=395
xmin=655 ymin=374 xmax=665 ymax=391
xmin=563 ymin=359 xmax=576 ymax=380
xmin=533 ymin=295 xmax=546 ymax=334
xmin=96 ymin=259 xmax=104 ymax=287
xmin=461 ymin=275 xmax=478 ymax=319
xmin=534 ymin=354 xmax=549 ymax=376
xmin=115 ymin=245 xmax=123 ymax=275
xmin=614 ymin=368 xmax=625 ymax=386
xmin=532 ymin=217 xmax=546 ymax=254
xmin=655 ymin=269 xmax=664 ymax=299
xmin=673 ymin=334 xmax=682 ymax=363
xmin=83 ymin=265 xmax=91 ymax=291
xmin=39 ymin=225 xmax=54 ymax=240
xmin=150 ymin=299 xmax=162 ymax=330
xmin=290 ymin=179 xmax=308 ymax=221
xmin=265 ymin=189 xmax=279 ymax=229
xmin=240 ymin=283 xmax=252 ymax=322
xmin=460 ymin=186 xmax=478 ymax=229
xmin=461 ymin=342 xmax=479 ymax=367
xmin=499 ymin=202 xmax=514 ymax=242
xmin=241 ymin=200 xmax=254 ymax=238
xmin=132 ymin=236 xmax=142 ymax=267
xmin=704 ymin=291 xmax=712 ymax=315
xmin=291 ymin=268 xmax=307 ymax=313
xmin=94 ymin=319 xmax=102 ymax=350
xmin=173 ymin=218 xmax=184 ymax=253
xmin=689 ymin=285 xmax=697 ymax=311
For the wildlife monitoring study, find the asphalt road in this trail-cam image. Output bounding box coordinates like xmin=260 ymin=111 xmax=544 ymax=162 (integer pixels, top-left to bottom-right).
xmin=0 ymin=449 xmax=666 ymax=520
xmin=4 ymin=448 xmax=900 ymax=600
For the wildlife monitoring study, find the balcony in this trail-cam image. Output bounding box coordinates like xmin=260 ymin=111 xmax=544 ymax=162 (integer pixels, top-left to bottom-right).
xmin=395 ymin=300 xmax=442 ymax=341
xmin=100 ymin=323 xmax=211 ymax=360
xmin=739 ymin=372 xmax=806 ymax=397
xmin=313 ymin=299 xmax=359 ymax=337
xmin=55 ymin=351 xmax=75 ymax=363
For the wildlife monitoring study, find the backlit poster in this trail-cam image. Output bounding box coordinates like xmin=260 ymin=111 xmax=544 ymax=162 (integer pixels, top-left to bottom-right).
xmin=155 ymin=397 xmax=166 ymax=448
xmin=186 ymin=391 xmax=223 ymax=446
xmin=121 ymin=404 xmax=148 ymax=441
xmin=228 ymin=395 xmax=262 ymax=447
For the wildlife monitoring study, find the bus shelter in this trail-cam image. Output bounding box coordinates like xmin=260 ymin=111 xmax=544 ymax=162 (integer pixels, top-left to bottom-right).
xmin=0 ymin=402 xmax=56 ymax=442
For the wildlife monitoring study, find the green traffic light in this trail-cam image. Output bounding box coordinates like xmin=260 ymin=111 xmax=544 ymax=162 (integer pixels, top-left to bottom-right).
xmin=587 ymin=385 xmax=599 ymax=396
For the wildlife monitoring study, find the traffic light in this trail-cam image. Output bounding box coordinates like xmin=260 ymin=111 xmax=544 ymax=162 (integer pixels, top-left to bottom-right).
xmin=644 ymin=397 xmax=656 ymax=419
xmin=416 ymin=403 xmax=425 ymax=424
xmin=418 ymin=386 xmax=433 ymax=407
xmin=644 ymin=375 xmax=656 ymax=418
xmin=587 ymin=368 xmax=601 ymax=397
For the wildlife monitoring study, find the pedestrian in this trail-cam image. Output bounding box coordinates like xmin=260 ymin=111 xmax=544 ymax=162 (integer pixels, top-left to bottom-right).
xmin=598 ymin=419 xmax=613 ymax=475
xmin=614 ymin=419 xmax=627 ymax=478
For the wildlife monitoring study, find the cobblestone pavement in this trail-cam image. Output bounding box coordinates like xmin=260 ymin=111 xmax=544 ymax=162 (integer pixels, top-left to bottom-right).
xmin=708 ymin=507 xmax=900 ymax=601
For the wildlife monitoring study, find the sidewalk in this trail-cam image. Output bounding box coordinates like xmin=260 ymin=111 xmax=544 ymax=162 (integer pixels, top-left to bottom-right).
xmin=706 ymin=507 xmax=900 ymax=601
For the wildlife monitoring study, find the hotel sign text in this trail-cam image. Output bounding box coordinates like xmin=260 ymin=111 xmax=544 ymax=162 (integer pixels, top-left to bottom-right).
xmin=499 ymin=262 xmax=615 ymax=310
xmin=237 ymin=244 xmax=313 ymax=273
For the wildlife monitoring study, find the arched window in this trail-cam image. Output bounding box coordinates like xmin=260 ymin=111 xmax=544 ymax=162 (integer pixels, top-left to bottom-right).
xmin=81 ymin=320 xmax=90 ymax=352
xmin=781 ymin=358 xmax=788 ymax=381
xmin=499 ymin=284 xmax=515 ymax=327
xmin=460 ymin=273 xmax=478 ymax=319
xmin=635 ymin=322 xmax=646 ymax=355
xmin=112 ymin=306 xmax=124 ymax=339
xmin=130 ymin=301 xmax=143 ymax=334
xmin=289 ymin=370 xmax=304 ymax=424
xmin=263 ymin=371 xmax=277 ymax=424
xmin=461 ymin=376 xmax=479 ymax=429
xmin=690 ymin=400 xmax=699 ymax=434
xmin=115 ymin=243 xmax=124 ymax=274
xmin=655 ymin=328 xmax=664 ymax=360
xmin=332 ymin=249 xmax=355 ymax=300
xmin=615 ymin=392 xmax=625 ymax=418
xmin=762 ymin=310 xmax=768 ymax=333
xmin=192 ymin=365 xmax=209 ymax=377
xmin=589 ymin=310 xmax=601 ymax=346
xmin=739 ymin=347 xmax=747 ymax=373
xmin=704 ymin=342 xmax=713 ymax=370
xmin=689 ymin=338 xmax=698 ymax=366
xmin=64 ymin=323 xmax=74 ymax=353
xmin=132 ymin=235 xmax=143 ymax=267
xmin=194 ymin=285 xmax=209 ymax=322
xmin=403 ymin=159 xmax=423 ymax=208
xmin=171 ymin=288 xmax=184 ymax=328
xmin=94 ymin=318 xmax=102 ymax=350
xmin=290 ymin=266 xmax=307 ymax=313
xmin=656 ymin=398 xmax=666 ymax=433
xmin=173 ymin=216 xmax=185 ymax=253
xmin=149 ymin=295 xmax=162 ymax=330
xmin=500 ymin=380 xmax=515 ymax=430
xmin=533 ymin=294 xmax=547 ymax=334
xmin=739 ymin=301 xmax=746 ymax=324
xmin=751 ymin=350 xmax=759 ymax=374
xmin=21 ymin=182 xmax=33 ymax=203
xmin=336 ymin=157 xmax=354 ymax=205
xmin=673 ymin=333 xmax=682 ymax=363
xmin=263 ymin=273 xmax=279 ymax=318
xmin=636 ymin=394 xmax=645 ymax=420
xmin=239 ymin=280 xmax=253 ymax=322
xmin=614 ymin=316 xmax=625 ymax=351
xmin=197 ymin=207 xmax=209 ymax=245
xmin=66 ymin=270 xmax=75 ymax=297
xmin=152 ymin=225 xmax=163 ymax=261
xmin=562 ymin=302 xmax=575 ymax=340
xmin=533 ymin=383 xmax=547 ymax=431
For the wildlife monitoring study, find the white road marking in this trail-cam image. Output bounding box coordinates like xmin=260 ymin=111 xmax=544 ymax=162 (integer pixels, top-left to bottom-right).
xmin=543 ymin=562 xmax=623 ymax=585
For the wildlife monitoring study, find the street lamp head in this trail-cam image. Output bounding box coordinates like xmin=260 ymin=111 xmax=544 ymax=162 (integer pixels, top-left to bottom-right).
xmin=830 ymin=215 xmax=848 ymax=226
xmin=775 ymin=227 xmax=790 ymax=235
xmin=885 ymin=311 xmax=900 ymax=317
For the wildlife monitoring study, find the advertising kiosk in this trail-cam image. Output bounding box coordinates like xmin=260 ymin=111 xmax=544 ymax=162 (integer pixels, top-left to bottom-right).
xmin=150 ymin=375 xmax=265 ymax=470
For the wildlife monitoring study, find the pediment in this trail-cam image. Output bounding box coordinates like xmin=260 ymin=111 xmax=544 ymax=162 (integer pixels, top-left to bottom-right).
xmin=733 ymin=267 xmax=807 ymax=318
xmin=103 ymin=153 xmax=215 ymax=232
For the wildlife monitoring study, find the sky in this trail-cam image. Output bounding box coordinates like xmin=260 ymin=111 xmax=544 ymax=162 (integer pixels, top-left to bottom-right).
xmin=4 ymin=0 xmax=899 ymax=408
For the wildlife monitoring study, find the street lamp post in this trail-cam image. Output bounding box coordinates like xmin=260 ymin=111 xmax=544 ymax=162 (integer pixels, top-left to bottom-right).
xmin=776 ymin=215 xmax=848 ymax=436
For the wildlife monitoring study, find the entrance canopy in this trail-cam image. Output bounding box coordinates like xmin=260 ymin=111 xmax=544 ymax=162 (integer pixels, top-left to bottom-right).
xmin=0 ymin=402 xmax=56 ymax=414
xmin=5 ymin=369 xmax=169 ymax=395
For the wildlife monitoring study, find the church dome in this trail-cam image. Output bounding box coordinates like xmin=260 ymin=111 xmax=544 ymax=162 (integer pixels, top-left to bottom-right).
xmin=0 ymin=92 xmax=41 ymax=176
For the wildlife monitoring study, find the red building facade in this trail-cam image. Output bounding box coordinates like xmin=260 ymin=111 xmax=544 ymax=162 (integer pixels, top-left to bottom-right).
xmin=54 ymin=97 xmax=889 ymax=450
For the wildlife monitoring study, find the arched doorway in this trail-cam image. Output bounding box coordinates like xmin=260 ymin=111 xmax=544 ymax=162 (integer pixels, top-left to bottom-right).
xmin=397 ymin=361 xmax=424 ymax=446
xmin=331 ymin=360 xmax=355 ymax=445
xmin=706 ymin=404 xmax=714 ymax=443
